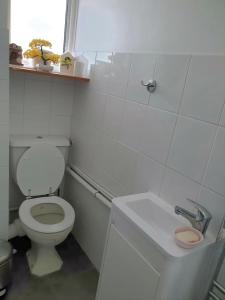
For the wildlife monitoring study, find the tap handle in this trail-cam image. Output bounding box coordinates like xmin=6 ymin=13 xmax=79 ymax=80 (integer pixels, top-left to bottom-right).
xmin=186 ymin=198 xmax=212 ymax=220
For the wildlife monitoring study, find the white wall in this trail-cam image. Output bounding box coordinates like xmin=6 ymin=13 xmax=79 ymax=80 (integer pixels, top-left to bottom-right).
xmin=0 ymin=0 xmax=9 ymax=239
xmin=76 ymin=0 xmax=225 ymax=54
xmin=9 ymin=72 xmax=76 ymax=209
xmin=71 ymin=52 xmax=225 ymax=240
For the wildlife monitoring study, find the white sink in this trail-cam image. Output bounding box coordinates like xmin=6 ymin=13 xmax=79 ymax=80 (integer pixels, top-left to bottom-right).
xmin=112 ymin=192 xmax=213 ymax=258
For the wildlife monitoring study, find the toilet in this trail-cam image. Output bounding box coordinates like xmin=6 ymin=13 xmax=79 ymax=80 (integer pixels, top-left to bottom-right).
xmin=10 ymin=135 xmax=75 ymax=276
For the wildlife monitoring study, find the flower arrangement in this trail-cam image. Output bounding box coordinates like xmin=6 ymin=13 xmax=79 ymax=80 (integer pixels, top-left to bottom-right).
xmin=24 ymin=39 xmax=60 ymax=66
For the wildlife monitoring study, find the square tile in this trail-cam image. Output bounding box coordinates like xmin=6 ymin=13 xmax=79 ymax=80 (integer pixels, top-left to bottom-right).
xmin=103 ymin=95 xmax=125 ymax=139
xmin=92 ymin=52 xmax=112 ymax=93
xmin=160 ymin=168 xmax=200 ymax=208
xmin=204 ymin=127 xmax=225 ymax=196
xmin=134 ymin=153 xmax=164 ymax=194
xmin=150 ymin=54 xmax=190 ymax=112
xmin=119 ymin=101 xmax=145 ymax=150
xmin=126 ymin=53 xmax=155 ymax=104
xmin=139 ymin=107 xmax=177 ymax=163
xmin=106 ymin=53 xmax=130 ymax=98
xmin=9 ymin=72 xmax=24 ymax=114
xmin=51 ymin=82 xmax=74 ymax=116
xmin=167 ymin=116 xmax=217 ymax=182
xmin=24 ymin=79 xmax=51 ymax=116
xmin=9 ymin=113 xmax=23 ymax=135
xmin=23 ymin=114 xmax=49 ymax=135
xmin=180 ymin=55 xmax=225 ymax=123
xmin=49 ymin=115 xmax=72 ymax=137
xmin=219 ymin=104 xmax=225 ymax=127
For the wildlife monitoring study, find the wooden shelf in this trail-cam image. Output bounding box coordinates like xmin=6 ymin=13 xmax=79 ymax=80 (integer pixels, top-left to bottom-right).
xmin=9 ymin=64 xmax=90 ymax=82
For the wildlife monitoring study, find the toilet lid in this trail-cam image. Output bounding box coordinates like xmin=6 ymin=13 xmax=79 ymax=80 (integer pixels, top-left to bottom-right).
xmin=16 ymin=143 xmax=65 ymax=197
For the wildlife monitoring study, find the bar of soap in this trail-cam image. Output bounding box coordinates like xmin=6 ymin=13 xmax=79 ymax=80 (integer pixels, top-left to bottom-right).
xmin=175 ymin=230 xmax=200 ymax=243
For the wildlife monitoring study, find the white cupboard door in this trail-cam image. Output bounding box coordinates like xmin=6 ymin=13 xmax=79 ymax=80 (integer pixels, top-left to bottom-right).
xmin=97 ymin=225 xmax=160 ymax=300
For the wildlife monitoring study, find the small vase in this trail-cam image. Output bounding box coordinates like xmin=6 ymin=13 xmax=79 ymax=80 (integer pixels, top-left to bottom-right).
xmin=31 ymin=57 xmax=41 ymax=68
xmin=38 ymin=61 xmax=53 ymax=72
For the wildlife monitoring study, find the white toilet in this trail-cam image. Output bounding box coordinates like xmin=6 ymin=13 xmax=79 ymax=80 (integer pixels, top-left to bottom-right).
xmin=10 ymin=135 xmax=75 ymax=277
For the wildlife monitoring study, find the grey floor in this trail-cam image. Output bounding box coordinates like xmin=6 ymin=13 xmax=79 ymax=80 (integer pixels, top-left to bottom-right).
xmin=5 ymin=235 xmax=99 ymax=300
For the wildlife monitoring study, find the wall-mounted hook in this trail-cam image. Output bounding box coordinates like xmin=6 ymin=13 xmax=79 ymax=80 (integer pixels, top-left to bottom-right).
xmin=141 ymin=79 xmax=157 ymax=93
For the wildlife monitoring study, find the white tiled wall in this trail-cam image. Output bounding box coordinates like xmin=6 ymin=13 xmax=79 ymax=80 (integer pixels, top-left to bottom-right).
xmin=9 ymin=72 xmax=77 ymax=209
xmin=70 ymin=52 xmax=225 ymax=239
xmin=9 ymin=72 xmax=75 ymax=137
xmin=0 ymin=0 xmax=9 ymax=239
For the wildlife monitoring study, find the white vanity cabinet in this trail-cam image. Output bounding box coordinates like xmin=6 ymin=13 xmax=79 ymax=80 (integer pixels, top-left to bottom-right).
xmin=96 ymin=193 xmax=221 ymax=300
xmin=96 ymin=225 xmax=160 ymax=300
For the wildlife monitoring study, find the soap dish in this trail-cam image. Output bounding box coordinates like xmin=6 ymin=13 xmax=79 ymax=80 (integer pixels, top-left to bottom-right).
xmin=174 ymin=226 xmax=203 ymax=249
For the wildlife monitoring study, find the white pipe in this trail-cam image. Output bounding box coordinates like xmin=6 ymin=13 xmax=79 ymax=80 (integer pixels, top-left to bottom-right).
xmin=8 ymin=219 xmax=25 ymax=240
xmin=66 ymin=166 xmax=112 ymax=208
xmin=69 ymin=164 xmax=114 ymax=200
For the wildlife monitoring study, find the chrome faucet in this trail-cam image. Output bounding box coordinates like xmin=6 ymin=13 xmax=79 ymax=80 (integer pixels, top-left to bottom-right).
xmin=175 ymin=199 xmax=212 ymax=235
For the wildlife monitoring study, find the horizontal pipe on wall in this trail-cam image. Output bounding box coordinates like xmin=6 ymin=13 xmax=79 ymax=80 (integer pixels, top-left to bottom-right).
xmin=66 ymin=166 xmax=112 ymax=209
xmin=69 ymin=164 xmax=114 ymax=200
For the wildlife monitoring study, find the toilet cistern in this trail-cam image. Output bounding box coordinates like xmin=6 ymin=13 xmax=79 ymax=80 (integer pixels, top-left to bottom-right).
xmin=175 ymin=199 xmax=212 ymax=235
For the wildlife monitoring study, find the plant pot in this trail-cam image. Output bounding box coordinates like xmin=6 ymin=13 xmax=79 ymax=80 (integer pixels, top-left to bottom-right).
xmin=38 ymin=61 xmax=53 ymax=72
xmin=31 ymin=57 xmax=41 ymax=68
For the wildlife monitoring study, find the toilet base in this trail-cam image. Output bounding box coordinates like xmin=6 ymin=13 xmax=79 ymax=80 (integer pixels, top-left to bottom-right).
xmin=27 ymin=242 xmax=63 ymax=277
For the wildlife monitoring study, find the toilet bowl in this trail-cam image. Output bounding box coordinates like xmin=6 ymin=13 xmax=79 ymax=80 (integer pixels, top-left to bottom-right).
xmin=19 ymin=196 xmax=75 ymax=276
xmin=10 ymin=136 xmax=75 ymax=276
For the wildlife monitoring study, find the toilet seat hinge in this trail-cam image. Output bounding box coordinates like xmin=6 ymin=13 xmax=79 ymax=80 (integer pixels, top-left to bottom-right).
xmin=49 ymin=187 xmax=55 ymax=196
xmin=26 ymin=189 xmax=32 ymax=200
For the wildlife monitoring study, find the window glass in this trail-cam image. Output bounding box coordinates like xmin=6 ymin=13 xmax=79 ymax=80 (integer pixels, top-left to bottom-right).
xmin=10 ymin=0 xmax=67 ymax=54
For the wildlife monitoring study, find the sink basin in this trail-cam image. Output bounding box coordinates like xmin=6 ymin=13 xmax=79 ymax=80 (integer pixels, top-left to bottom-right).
xmin=112 ymin=192 xmax=213 ymax=258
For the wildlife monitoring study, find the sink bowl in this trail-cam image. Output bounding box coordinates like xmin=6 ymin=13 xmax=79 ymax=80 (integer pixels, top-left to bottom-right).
xmin=112 ymin=192 xmax=213 ymax=258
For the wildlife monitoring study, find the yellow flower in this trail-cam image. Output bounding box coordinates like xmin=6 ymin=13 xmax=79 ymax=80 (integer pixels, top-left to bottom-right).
xmin=23 ymin=48 xmax=41 ymax=59
xmin=29 ymin=39 xmax=52 ymax=49
xmin=45 ymin=53 xmax=60 ymax=64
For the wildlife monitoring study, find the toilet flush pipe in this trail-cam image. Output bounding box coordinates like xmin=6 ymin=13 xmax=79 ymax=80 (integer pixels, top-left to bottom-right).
xmin=8 ymin=219 xmax=25 ymax=240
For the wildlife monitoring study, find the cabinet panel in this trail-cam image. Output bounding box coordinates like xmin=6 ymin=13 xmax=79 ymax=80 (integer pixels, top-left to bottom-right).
xmin=97 ymin=225 xmax=160 ymax=300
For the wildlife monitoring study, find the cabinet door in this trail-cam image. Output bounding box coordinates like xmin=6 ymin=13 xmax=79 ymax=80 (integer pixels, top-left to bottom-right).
xmin=97 ymin=225 xmax=160 ymax=300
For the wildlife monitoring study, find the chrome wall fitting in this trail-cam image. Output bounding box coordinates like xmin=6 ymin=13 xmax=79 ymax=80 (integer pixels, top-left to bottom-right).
xmin=141 ymin=79 xmax=157 ymax=93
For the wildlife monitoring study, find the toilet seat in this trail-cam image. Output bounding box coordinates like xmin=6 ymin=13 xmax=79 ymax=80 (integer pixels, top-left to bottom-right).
xmin=19 ymin=196 xmax=75 ymax=234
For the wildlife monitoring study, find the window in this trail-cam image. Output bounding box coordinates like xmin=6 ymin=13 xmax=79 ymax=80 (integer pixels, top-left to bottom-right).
xmin=10 ymin=0 xmax=67 ymax=54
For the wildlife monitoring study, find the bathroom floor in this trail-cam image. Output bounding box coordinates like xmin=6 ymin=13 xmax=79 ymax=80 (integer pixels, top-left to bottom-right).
xmin=5 ymin=235 xmax=99 ymax=300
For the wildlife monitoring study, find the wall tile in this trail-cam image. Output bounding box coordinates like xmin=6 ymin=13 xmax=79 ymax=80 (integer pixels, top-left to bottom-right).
xmin=103 ymin=95 xmax=125 ymax=139
xmin=112 ymin=142 xmax=138 ymax=193
xmin=23 ymin=114 xmax=49 ymax=135
xmin=204 ymin=127 xmax=225 ymax=196
xmin=24 ymin=79 xmax=51 ymax=116
xmin=10 ymin=113 xmax=23 ymax=135
xmin=180 ymin=55 xmax=225 ymax=123
xmin=150 ymin=54 xmax=190 ymax=112
xmin=167 ymin=116 xmax=217 ymax=182
xmin=91 ymin=52 xmax=112 ymax=93
xmin=106 ymin=53 xmax=130 ymax=98
xmin=160 ymin=168 xmax=200 ymax=208
xmin=51 ymin=82 xmax=74 ymax=116
xmin=139 ymin=107 xmax=177 ymax=163
xmin=197 ymin=187 xmax=225 ymax=238
xmin=134 ymin=153 xmax=164 ymax=194
xmin=119 ymin=100 xmax=145 ymax=150
xmin=49 ymin=115 xmax=71 ymax=137
xmin=9 ymin=72 xmax=24 ymax=114
xmin=126 ymin=53 xmax=155 ymax=104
